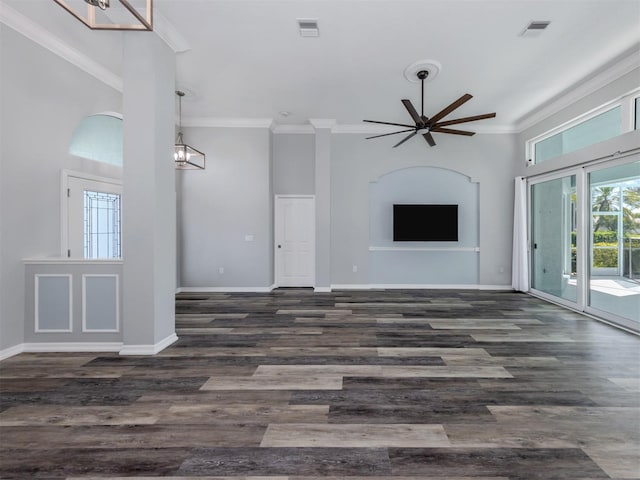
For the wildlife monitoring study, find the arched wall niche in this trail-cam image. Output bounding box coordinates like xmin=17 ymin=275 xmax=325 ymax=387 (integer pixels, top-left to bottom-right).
xmin=368 ymin=165 xmax=480 ymax=285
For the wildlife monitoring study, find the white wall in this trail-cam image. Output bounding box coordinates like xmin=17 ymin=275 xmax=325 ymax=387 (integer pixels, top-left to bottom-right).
xmin=178 ymin=127 xmax=273 ymax=289
xmin=0 ymin=25 xmax=122 ymax=352
xmin=368 ymin=166 xmax=480 ymax=285
xmin=181 ymin=126 xmax=518 ymax=290
xmin=273 ymin=133 xmax=315 ymax=194
xmin=330 ymin=132 xmax=519 ymax=287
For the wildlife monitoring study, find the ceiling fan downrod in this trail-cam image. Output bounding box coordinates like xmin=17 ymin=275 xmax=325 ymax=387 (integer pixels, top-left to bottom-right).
xmin=417 ymin=70 xmax=428 ymax=120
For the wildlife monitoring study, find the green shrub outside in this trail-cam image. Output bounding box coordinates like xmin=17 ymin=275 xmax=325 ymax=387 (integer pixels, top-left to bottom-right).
xmin=571 ymin=231 xmax=640 ymax=245
xmin=570 ymin=244 xmax=640 ymax=274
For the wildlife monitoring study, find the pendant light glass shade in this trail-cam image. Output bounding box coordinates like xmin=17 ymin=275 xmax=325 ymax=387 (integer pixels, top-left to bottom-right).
xmin=53 ymin=0 xmax=153 ymax=31
xmin=174 ymin=91 xmax=205 ymax=170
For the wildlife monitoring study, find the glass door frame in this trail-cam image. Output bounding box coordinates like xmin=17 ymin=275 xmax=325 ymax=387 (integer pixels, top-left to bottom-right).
xmin=583 ymin=154 xmax=640 ymax=332
xmin=526 ymin=152 xmax=639 ymax=333
xmin=528 ymin=169 xmax=586 ymax=311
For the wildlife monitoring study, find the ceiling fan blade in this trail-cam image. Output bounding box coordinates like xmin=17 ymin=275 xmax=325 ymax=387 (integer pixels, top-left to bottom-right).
xmin=393 ymin=131 xmax=418 ymax=148
xmin=427 ymin=94 xmax=473 ymax=125
xmin=366 ymin=128 xmax=416 ymax=140
xmin=423 ymin=132 xmax=436 ymax=146
xmin=434 ymin=112 xmax=496 ymax=127
xmin=363 ymin=119 xmax=416 ymax=128
xmin=401 ymin=99 xmax=422 ymax=125
xmin=431 ymin=127 xmax=475 ymax=136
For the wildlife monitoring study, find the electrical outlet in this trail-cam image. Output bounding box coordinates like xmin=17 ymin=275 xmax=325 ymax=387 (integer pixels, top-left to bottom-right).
xmin=352 ymin=265 xmax=358 ymax=273
xmin=219 ymin=267 xmax=224 ymax=274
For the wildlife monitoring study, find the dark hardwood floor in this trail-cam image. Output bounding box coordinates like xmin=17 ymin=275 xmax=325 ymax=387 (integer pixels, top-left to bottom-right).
xmin=1 ymin=289 xmax=639 ymax=479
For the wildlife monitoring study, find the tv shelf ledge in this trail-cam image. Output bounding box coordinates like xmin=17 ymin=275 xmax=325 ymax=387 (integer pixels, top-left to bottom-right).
xmin=369 ymin=246 xmax=480 ymax=252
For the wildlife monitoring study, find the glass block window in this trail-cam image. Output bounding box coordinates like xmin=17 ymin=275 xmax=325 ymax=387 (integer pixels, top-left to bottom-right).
xmin=534 ymin=106 xmax=621 ymax=164
xmin=84 ymin=190 xmax=121 ymax=259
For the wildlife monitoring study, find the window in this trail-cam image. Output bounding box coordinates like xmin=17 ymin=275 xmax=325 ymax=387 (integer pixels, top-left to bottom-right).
xmin=84 ymin=190 xmax=121 ymax=259
xmin=69 ymin=113 xmax=123 ymax=166
xmin=63 ymin=173 xmax=122 ymax=259
xmin=527 ymin=90 xmax=639 ymax=165
xmin=533 ymin=106 xmax=621 ymax=164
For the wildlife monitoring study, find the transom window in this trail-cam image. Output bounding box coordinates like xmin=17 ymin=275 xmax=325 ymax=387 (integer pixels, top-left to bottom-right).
xmin=527 ymin=90 xmax=639 ymax=165
xmin=534 ymin=107 xmax=621 ymax=164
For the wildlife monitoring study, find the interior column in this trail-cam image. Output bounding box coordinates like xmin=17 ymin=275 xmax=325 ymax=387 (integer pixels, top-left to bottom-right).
xmin=121 ymin=32 xmax=177 ymax=354
xmin=311 ymin=119 xmax=334 ymax=291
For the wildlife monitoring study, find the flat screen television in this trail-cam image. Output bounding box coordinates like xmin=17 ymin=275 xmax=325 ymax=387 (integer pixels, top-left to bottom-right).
xmin=393 ymin=204 xmax=458 ymax=241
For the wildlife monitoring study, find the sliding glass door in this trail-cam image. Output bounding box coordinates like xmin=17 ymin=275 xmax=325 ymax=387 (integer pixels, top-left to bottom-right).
xmin=528 ymin=155 xmax=639 ymax=332
xmin=587 ymin=160 xmax=640 ymax=328
xmin=530 ymin=174 xmax=578 ymax=304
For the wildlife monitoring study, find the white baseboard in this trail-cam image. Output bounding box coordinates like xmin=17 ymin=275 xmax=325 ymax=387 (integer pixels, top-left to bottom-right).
xmin=0 ymin=342 xmax=124 ymax=360
xmin=177 ymin=286 xmax=275 ymax=293
xmin=478 ymin=285 xmax=515 ymax=291
xmin=330 ymin=284 xmax=373 ymax=290
xmin=0 ymin=343 xmax=25 ymax=361
xmin=118 ymin=333 xmax=178 ymax=356
xmin=332 ymin=284 xmax=514 ymax=291
xmin=23 ymin=342 xmax=124 ymax=352
xmin=1 ymin=334 xmax=180 ymax=360
xmin=177 ymin=284 xmax=513 ymax=293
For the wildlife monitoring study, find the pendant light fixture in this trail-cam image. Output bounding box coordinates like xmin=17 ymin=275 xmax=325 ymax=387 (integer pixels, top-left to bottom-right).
xmin=53 ymin=0 xmax=153 ymax=31
xmin=174 ymin=91 xmax=205 ymax=170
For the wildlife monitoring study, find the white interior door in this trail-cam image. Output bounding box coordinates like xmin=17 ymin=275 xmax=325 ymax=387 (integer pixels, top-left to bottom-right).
xmin=65 ymin=174 xmax=122 ymax=259
xmin=275 ymin=195 xmax=315 ymax=287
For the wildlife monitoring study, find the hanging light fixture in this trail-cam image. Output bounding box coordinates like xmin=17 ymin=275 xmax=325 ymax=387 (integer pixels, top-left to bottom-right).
xmin=53 ymin=0 xmax=153 ymax=31
xmin=174 ymin=91 xmax=205 ymax=170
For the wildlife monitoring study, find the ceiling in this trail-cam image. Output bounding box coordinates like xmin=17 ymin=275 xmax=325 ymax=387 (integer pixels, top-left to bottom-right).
xmin=3 ymin=0 xmax=640 ymax=131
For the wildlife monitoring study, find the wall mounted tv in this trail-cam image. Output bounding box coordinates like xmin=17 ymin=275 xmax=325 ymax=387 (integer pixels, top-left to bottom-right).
xmin=393 ymin=204 xmax=458 ymax=241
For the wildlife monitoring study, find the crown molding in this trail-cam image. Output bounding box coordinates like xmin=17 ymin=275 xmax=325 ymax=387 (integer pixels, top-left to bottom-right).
xmin=271 ymin=124 xmax=315 ymax=134
xmin=470 ymin=124 xmax=517 ymax=134
xmin=182 ymin=117 xmax=273 ymax=128
xmin=153 ymin=9 xmax=191 ymax=53
xmin=332 ymin=123 xmax=516 ymax=135
xmin=309 ymin=118 xmax=336 ymax=129
xmin=0 ymin=1 xmax=123 ymax=92
xmin=514 ymin=48 xmax=640 ymax=133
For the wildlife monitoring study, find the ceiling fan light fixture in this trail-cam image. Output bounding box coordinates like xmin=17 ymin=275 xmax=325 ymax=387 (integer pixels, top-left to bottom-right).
xmin=53 ymin=0 xmax=153 ymax=31
xmin=174 ymin=91 xmax=205 ymax=170
xmin=363 ymin=65 xmax=496 ymax=148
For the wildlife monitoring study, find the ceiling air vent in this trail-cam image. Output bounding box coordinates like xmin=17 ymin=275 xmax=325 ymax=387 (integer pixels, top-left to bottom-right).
xmin=297 ymin=18 xmax=319 ymax=37
xmin=520 ymin=20 xmax=551 ymax=37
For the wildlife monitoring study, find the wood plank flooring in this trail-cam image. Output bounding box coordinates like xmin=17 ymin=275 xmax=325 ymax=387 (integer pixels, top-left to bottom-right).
xmin=1 ymin=289 xmax=639 ymax=479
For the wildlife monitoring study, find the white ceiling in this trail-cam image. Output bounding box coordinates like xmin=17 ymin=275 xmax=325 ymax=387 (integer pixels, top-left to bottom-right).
xmin=3 ymin=0 xmax=640 ymax=131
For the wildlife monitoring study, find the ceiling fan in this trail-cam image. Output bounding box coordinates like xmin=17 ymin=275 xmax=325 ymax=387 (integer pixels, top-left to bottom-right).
xmin=364 ymin=70 xmax=496 ymax=147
